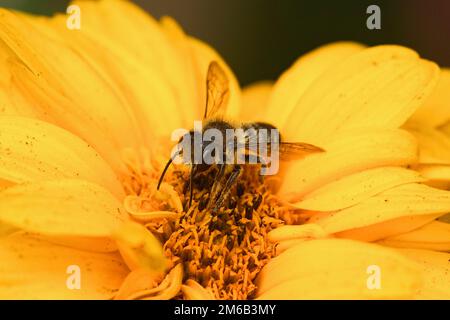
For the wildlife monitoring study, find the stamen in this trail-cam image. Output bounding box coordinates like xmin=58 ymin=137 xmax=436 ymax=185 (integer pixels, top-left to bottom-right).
xmin=121 ymin=149 xmax=296 ymax=300
xmin=161 ymin=165 xmax=291 ymax=300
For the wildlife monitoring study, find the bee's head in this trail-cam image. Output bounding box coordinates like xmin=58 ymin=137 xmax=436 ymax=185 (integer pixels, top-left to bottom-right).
xmin=158 ymin=130 xmax=198 ymax=190
xmin=177 ymin=129 xmax=198 ymax=162
xmin=178 ymin=129 xmax=195 ymax=144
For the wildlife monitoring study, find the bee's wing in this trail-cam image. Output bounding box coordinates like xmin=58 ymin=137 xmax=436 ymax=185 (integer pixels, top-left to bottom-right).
xmin=203 ymin=61 xmax=230 ymax=120
xmin=277 ymin=142 xmax=325 ymax=160
xmin=244 ymin=141 xmax=324 ymax=161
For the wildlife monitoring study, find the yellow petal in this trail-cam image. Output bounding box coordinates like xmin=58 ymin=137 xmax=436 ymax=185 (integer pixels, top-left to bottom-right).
xmin=379 ymin=221 xmax=450 ymax=252
xmin=0 ymin=179 xmax=13 ymax=194
xmin=115 ymin=264 xmax=183 ymax=300
xmin=40 ymin=235 xmax=118 ymax=253
xmin=408 ymin=68 xmax=450 ymax=128
xmin=25 ymin=12 xmax=156 ymax=139
xmin=142 ymin=264 xmax=183 ymax=300
xmin=8 ymin=58 xmax=123 ymax=171
xmin=182 ymin=279 xmax=216 ymax=300
xmin=0 ymin=43 xmax=38 ymax=118
xmin=398 ymin=249 xmax=450 ymax=299
xmin=0 ymin=116 xmax=124 ymax=199
xmin=310 ymin=183 xmax=450 ymax=234
xmin=282 ymin=45 xmax=439 ymax=145
xmin=440 ymin=213 xmax=450 ymax=223
xmin=188 ymin=36 xmax=242 ymax=120
xmin=336 ymin=214 xmax=441 ymax=242
xmin=70 ymin=0 xmax=198 ymax=126
xmin=268 ymin=224 xmax=330 ymax=255
xmin=442 ymin=122 xmax=450 ymax=137
xmin=114 ymin=221 xmax=167 ymax=272
xmin=256 ymin=238 xmax=422 ymax=299
xmin=414 ymin=164 xmax=450 ymax=189
xmin=159 ymin=16 xmax=200 ymax=125
xmin=128 ymin=210 xmax=180 ymax=224
xmin=408 ymin=126 xmax=450 ymax=164
xmin=114 ymin=268 xmax=161 ymax=300
xmin=268 ymin=224 xmax=328 ymax=242
xmin=0 ymin=8 xmax=142 ymax=170
xmin=293 ymin=167 xmax=425 ymax=211
xmin=0 ymin=179 xmax=127 ymax=239
xmin=266 ymin=42 xmax=366 ymax=129
xmin=0 ymin=52 xmax=14 ymax=114
xmin=279 ymin=129 xmax=418 ymax=201
xmin=70 ymin=0 xmax=172 ymax=67
xmin=41 ymin=13 xmax=180 ymax=141
xmin=0 ymin=233 xmax=128 ymax=299
xmin=240 ymin=81 xmax=273 ymax=122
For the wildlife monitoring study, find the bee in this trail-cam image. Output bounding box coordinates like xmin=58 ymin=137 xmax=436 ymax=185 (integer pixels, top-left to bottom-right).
xmin=158 ymin=61 xmax=324 ymax=212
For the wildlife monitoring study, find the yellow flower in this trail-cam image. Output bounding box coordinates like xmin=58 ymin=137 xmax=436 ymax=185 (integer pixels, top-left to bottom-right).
xmin=0 ymin=0 xmax=449 ymax=300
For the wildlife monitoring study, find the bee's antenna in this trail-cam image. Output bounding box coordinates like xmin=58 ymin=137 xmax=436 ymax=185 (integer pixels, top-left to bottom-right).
xmin=157 ymin=149 xmax=184 ymax=190
xmin=157 ymin=157 xmax=174 ymax=190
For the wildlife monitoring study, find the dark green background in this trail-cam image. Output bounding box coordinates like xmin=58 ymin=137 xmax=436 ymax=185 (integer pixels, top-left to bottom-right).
xmin=1 ymin=0 xmax=448 ymax=86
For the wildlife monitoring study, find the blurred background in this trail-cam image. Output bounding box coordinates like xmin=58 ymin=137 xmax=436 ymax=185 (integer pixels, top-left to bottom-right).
xmin=0 ymin=0 xmax=449 ymax=86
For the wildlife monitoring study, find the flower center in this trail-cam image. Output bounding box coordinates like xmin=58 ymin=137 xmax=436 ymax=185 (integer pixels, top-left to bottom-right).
xmin=162 ymin=165 xmax=293 ymax=299
xmin=120 ymin=149 xmax=294 ymax=300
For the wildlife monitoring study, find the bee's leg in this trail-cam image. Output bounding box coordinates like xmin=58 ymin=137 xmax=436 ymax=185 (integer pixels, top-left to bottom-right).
xmin=207 ymin=164 xmax=226 ymax=209
xmin=212 ymin=165 xmax=242 ymax=213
